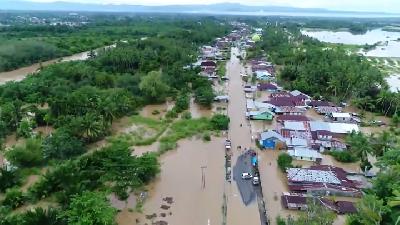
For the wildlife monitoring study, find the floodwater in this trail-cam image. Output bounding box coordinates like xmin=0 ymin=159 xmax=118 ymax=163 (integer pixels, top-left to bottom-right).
xmin=258 ymin=150 xmax=300 ymax=224
xmin=225 ymin=47 xmax=260 ymax=225
xmin=139 ymin=102 xmax=173 ymax=119
xmin=118 ymin=138 xmax=226 ymax=225
xmin=0 ymin=45 xmax=116 ymax=85
xmin=385 ymin=74 xmax=400 ymax=92
xmin=301 ymin=28 xmax=400 ymax=57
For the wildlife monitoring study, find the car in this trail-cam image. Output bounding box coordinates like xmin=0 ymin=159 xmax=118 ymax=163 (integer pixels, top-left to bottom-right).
xmin=252 ymin=177 xmax=260 ymax=185
xmin=241 ymin=172 xmax=252 ymax=179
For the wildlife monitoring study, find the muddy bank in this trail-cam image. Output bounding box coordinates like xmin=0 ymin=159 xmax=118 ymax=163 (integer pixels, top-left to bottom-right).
xmin=118 ymin=137 xmax=226 ymax=225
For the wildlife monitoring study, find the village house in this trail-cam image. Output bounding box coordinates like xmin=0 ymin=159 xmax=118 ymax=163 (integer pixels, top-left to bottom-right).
xmin=281 ymin=193 xmax=357 ymax=214
xmin=255 ymin=70 xmax=273 ymax=81
xmin=286 ymin=165 xmax=362 ymax=197
xmin=257 ymin=83 xmax=280 ymax=92
xmin=200 ymin=60 xmax=217 ymax=70
xmin=288 ymin=147 xmax=322 ymax=162
xmin=214 ymin=95 xmax=229 ymax=103
xmin=246 ymin=99 xmax=274 ymax=112
xmin=273 ymin=106 xmax=306 ymax=115
xmin=259 ymin=130 xmax=286 ymax=150
xmin=328 ymin=112 xmax=353 ymax=123
xmin=246 ymin=109 xmax=274 ymax=121
xmin=315 ymin=106 xmax=342 ymax=115
xmin=276 ymin=115 xmax=310 ymax=123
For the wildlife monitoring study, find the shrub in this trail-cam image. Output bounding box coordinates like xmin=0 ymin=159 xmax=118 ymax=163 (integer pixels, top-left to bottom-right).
xmin=210 ymin=114 xmax=230 ymax=130
xmin=3 ymin=188 xmax=26 ymax=209
xmin=0 ymin=168 xmax=20 ymax=193
xmin=152 ymin=110 xmax=160 ymax=115
xmin=329 ymin=150 xmax=358 ymax=163
xmin=181 ymin=111 xmax=192 ymax=119
xmin=277 ymin=153 xmax=293 ymax=172
xmin=42 ymin=129 xmax=85 ymax=160
xmin=203 ymin=132 xmax=211 ymax=141
xmin=174 ymin=92 xmax=190 ymax=113
xmin=17 ymin=118 xmax=36 ymax=138
xmin=158 ymin=141 xmax=177 ymax=153
xmin=276 ymin=216 xmax=286 ymax=225
xmin=165 ymin=109 xmax=178 ymax=119
xmin=6 ymin=138 xmax=45 ymax=167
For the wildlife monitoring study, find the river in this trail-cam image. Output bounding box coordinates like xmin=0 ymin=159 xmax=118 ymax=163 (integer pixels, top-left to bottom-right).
xmin=0 ymin=45 xmax=115 ymax=85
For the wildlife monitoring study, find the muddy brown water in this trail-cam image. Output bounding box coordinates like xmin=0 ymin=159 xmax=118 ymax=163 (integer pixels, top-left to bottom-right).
xmin=225 ymin=47 xmax=261 ymax=225
xmin=0 ymin=45 xmax=115 ymax=85
xmin=118 ymin=137 xmax=226 ymax=225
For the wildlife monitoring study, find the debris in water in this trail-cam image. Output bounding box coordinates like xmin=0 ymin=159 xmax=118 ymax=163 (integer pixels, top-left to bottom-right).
xmin=153 ymin=221 xmax=168 ymax=225
xmin=160 ymin=205 xmax=170 ymax=210
xmin=160 ymin=213 xmax=166 ymax=217
xmin=163 ymin=197 xmax=174 ymax=204
xmin=146 ymin=213 xmax=157 ymax=219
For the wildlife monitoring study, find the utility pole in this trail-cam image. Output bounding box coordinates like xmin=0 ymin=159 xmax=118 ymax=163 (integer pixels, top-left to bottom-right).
xmin=201 ymin=166 xmax=207 ymax=189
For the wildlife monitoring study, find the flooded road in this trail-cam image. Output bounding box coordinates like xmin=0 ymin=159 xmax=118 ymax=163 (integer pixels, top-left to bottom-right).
xmin=225 ymin=47 xmax=261 ymax=225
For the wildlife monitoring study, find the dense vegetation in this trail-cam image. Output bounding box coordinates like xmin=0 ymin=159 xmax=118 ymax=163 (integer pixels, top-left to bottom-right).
xmin=250 ymin=25 xmax=400 ymax=118
xmin=0 ymin=15 xmax=230 ymax=224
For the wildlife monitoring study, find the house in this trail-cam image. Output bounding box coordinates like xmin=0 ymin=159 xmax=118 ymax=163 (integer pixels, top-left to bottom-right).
xmin=246 ymin=99 xmax=274 ymax=111
xmin=200 ymin=61 xmax=217 ymax=70
xmin=281 ymin=193 xmax=308 ymax=210
xmin=274 ymin=106 xmax=306 ymax=115
xmin=257 ymin=83 xmax=280 ymax=92
xmin=282 ymin=193 xmax=357 ymax=214
xmin=308 ymin=100 xmax=335 ymax=108
xmin=214 ymin=95 xmax=229 ymax=102
xmin=244 ymin=85 xmax=257 ymax=93
xmin=315 ymin=106 xmax=342 ymax=115
xmin=259 ymin=130 xmax=286 ymax=150
xmin=246 ymin=110 xmax=274 ymax=121
xmin=309 ymin=121 xmax=359 ymax=136
xmin=285 ymin=137 xmax=309 ymax=149
xmin=284 ymin=121 xmax=307 ymax=131
xmin=288 ymin=147 xmax=322 ymax=162
xmin=255 ymin=70 xmax=272 ymax=81
xmin=329 ymin=112 xmax=352 ymax=123
xmin=290 ymin=90 xmax=311 ymax=102
xmin=286 ymin=165 xmax=362 ymax=197
xmin=277 ymin=115 xmax=310 ymax=123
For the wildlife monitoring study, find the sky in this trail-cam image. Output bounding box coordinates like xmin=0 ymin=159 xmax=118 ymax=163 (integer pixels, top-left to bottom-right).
xmin=26 ymin=0 xmax=400 ymax=13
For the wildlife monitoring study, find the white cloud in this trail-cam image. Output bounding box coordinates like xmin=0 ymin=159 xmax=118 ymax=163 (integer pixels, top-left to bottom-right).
xmin=27 ymin=0 xmax=400 ymax=13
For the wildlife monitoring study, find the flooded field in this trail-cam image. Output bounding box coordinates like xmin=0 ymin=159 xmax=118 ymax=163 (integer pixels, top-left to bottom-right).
xmin=118 ymin=138 xmax=226 ymax=225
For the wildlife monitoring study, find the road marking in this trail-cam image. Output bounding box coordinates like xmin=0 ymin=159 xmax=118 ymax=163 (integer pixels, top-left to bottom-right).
xmin=208 ymin=219 xmax=210 ymax=225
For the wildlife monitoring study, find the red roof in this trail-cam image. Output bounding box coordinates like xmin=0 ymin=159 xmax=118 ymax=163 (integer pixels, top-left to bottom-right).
xmin=201 ymin=61 xmax=217 ymax=67
xmin=309 ymin=100 xmax=335 ymax=107
xmin=258 ymin=83 xmax=278 ymax=91
xmin=337 ymin=201 xmax=357 ymax=214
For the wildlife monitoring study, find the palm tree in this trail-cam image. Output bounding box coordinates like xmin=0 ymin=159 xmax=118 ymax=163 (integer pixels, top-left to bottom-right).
xmin=346 ymin=131 xmax=372 ymax=162
xmin=80 ymin=113 xmax=106 ymax=141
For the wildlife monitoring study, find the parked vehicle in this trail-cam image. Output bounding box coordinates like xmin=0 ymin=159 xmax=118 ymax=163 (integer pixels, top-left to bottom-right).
xmin=241 ymin=172 xmax=252 ymax=179
xmin=225 ymin=139 xmax=232 ymax=150
xmin=252 ymin=176 xmax=260 ymax=185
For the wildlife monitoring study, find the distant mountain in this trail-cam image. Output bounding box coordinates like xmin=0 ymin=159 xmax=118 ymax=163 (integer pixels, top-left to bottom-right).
xmin=0 ymin=1 xmax=398 ymax=17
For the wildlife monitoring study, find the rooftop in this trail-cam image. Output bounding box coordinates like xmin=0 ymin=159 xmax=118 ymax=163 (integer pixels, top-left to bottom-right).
xmin=287 ymin=167 xmax=341 ymax=184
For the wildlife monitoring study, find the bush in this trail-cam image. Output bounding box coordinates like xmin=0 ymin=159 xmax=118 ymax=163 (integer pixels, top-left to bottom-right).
xmin=17 ymin=118 xmax=36 ymax=138
xmin=277 ymin=153 xmax=293 ymax=172
xmin=42 ymin=129 xmax=85 ymax=160
xmin=3 ymin=188 xmax=26 ymax=209
xmin=174 ymin=92 xmax=190 ymax=113
xmin=152 ymin=110 xmax=160 ymax=115
xmin=329 ymin=150 xmax=358 ymax=163
xmin=203 ymin=132 xmax=211 ymax=141
xmin=276 ymin=216 xmax=286 ymax=225
xmin=0 ymin=168 xmax=20 ymax=193
xmin=158 ymin=141 xmax=177 ymax=153
xmin=210 ymin=114 xmax=230 ymax=130
xmin=181 ymin=111 xmax=192 ymax=119
xmin=165 ymin=109 xmax=178 ymax=119
xmin=6 ymin=138 xmax=45 ymax=167
xmin=195 ymin=86 xmax=215 ymax=108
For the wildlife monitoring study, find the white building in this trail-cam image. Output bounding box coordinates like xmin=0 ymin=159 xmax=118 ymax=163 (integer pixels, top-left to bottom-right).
xmin=288 ymin=147 xmax=322 ymax=162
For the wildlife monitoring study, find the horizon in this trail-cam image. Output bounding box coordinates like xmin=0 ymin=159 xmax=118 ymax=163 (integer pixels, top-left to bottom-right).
xmin=4 ymin=0 xmax=400 ymax=14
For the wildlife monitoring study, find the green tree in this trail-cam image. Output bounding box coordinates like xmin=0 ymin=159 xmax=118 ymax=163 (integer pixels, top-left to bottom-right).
xmin=64 ymin=191 xmax=116 ymax=225
xmin=5 ymin=138 xmax=44 ymax=167
xmin=354 ymin=195 xmax=388 ymax=225
xmin=3 ymin=188 xmax=26 ymax=209
xmin=195 ymin=86 xmax=215 ymax=108
xmin=43 ymin=129 xmax=85 ymax=160
xmin=139 ymin=71 xmax=170 ymax=103
xmin=210 ymin=114 xmax=230 ymax=130
xmin=346 ymin=131 xmax=372 ymax=162
xmin=277 ymin=153 xmax=293 ymax=172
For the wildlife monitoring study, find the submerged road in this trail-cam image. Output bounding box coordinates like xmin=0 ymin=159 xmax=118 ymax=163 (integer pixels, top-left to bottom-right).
xmin=225 ymin=47 xmax=268 ymax=225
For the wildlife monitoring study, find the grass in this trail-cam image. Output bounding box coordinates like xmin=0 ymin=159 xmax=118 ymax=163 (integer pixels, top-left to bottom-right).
xmin=158 ymin=117 xmax=214 ymax=152
xmin=217 ymin=61 xmax=227 ymax=78
xmin=108 ymin=115 xmax=169 ymax=146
